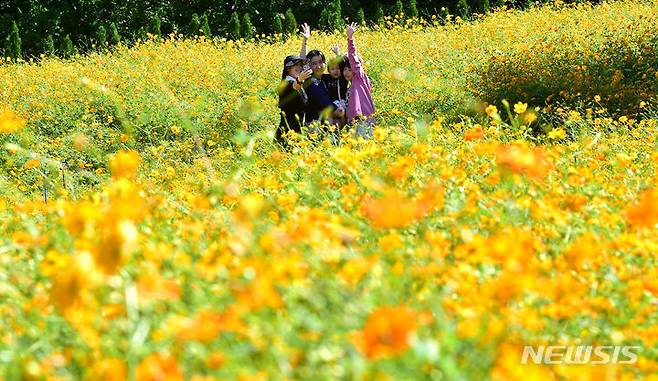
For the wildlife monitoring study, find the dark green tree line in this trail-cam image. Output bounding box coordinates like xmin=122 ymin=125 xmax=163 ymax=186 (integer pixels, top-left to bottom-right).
xmin=0 ymin=0 xmax=591 ymax=59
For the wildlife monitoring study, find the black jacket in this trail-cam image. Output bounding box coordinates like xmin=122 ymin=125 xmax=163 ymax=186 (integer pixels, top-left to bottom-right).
xmin=321 ymin=74 xmax=348 ymax=103
xmin=303 ymin=77 xmax=337 ymax=124
xmin=276 ymin=78 xmax=307 ymax=145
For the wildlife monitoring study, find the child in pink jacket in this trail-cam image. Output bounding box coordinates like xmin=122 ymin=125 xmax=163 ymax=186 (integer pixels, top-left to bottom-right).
xmin=339 ymin=22 xmax=376 ymax=138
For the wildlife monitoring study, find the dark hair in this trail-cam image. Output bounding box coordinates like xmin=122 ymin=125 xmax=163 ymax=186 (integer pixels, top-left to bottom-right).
xmin=338 ymin=55 xmax=351 ymax=73
xmin=306 ymin=49 xmax=325 ymax=63
xmin=282 ymin=64 xmax=297 ymax=80
xmin=281 ymin=55 xmax=303 ymax=80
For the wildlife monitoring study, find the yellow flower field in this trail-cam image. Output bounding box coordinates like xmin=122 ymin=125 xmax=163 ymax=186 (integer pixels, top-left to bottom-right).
xmin=1 ymin=1 xmax=658 ymax=380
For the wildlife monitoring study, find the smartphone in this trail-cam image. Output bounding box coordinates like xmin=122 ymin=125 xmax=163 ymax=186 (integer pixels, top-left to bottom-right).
xmin=303 ymin=62 xmax=310 ymax=71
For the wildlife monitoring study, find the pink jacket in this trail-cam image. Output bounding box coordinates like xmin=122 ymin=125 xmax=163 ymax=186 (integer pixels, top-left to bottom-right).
xmin=346 ymin=38 xmax=375 ymax=125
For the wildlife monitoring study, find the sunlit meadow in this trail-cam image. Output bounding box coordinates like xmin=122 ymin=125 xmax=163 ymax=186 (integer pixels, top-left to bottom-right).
xmin=1 ymin=1 xmax=658 ymax=380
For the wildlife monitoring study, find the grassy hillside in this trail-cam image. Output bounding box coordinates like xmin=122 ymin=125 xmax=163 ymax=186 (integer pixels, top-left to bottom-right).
xmin=1 ymin=1 xmax=658 ymax=380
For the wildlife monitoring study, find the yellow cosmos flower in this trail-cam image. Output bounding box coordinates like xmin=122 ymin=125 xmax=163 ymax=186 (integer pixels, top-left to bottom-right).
xmin=24 ymin=158 xmax=40 ymax=169
xmin=109 ymin=150 xmax=141 ymax=179
xmin=524 ymin=112 xmax=537 ymax=124
xmin=513 ymin=102 xmax=528 ymax=114
xmin=548 ymin=128 xmax=566 ymax=140
xmin=0 ymin=108 xmax=26 ymax=133
xmin=89 ymin=358 xmax=127 ymax=381
xmin=485 ymin=104 xmax=498 ymax=117
xmin=50 ymin=251 xmax=96 ymax=313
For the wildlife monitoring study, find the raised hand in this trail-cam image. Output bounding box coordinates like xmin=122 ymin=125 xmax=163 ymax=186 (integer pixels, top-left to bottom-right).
xmin=298 ymin=69 xmax=313 ymax=82
xmin=331 ymin=45 xmax=340 ymax=55
xmin=346 ymin=22 xmax=358 ymax=39
xmin=300 ymin=23 xmax=311 ymax=39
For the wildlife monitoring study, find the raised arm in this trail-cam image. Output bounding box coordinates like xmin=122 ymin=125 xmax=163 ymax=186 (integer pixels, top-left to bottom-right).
xmin=279 ymin=69 xmax=312 ymax=108
xmin=300 ymin=23 xmax=310 ymax=58
xmin=346 ymin=23 xmax=363 ymax=76
xmin=293 ymin=69 xmax=312 ymax=91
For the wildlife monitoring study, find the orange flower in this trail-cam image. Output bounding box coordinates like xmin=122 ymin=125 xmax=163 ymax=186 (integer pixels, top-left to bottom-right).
xmin=643 ymin=274 xmax=658 ymax=295
xmin=487 ymin=273 xmax=531 ymax=305
xmin=563 ymin=234 xmax=605 ymax=270
xmin=492 ymin=343 xmax=556 ymax=381
xmin=101 ymin=303 xmax=126 ymax=319
xmin=95 ymin=219 xmax=138 ymax=275
xmin=496 ymin=144 xmax=548 ymax=179
xmin=562 ymin=193 xmax=588 ymax=212
xmin=626 ymin=189 xmax=658 ymax=228
xmin=232 ymin=275 xmax=283 ymax=311
xmin=89 ymin=358 xmax=127 ymax=381
xmin=485 ymin=230 xmax=537 ymax=272
xmin=0 ymin=108 xmax=26 ymax=133
xmin=24 ymin=158 xmax=40 ymax=169
xmin=109 ymin=150 xmax=141 ymax=179
xmin=175 ymin=307 xmax=246 ymax=342
xmin=361 ymin=190 xmax=428 ymax=229
xmin=388 ymin=155 xmax=415 ymax=180
xmin=136 ymin=352 xmax=183 ymax=381
xmin=138 ymin=271 xmax=182 ymax=303
xmin=379 ymin=232 xmax=404 ymax=252
xmin=205 ymin=351 xmax=227 ymax=369
xmin=464 ymin=125 xmax=484 ymax=141
xmin=351 ymin=305 xmax=418 ymax=360
xmin=50 ymin=252 xmax=95 ymax=313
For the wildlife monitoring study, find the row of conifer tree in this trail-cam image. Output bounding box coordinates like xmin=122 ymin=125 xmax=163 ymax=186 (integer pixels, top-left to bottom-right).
xmin=1 ymin=0 xmax=542 ymax=60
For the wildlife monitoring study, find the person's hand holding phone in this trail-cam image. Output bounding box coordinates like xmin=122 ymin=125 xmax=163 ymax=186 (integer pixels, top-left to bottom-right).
xmin=298 ymin=69 xmax=313 ymax=83
xmin=293 ymin=69 xmax=312 ymax=90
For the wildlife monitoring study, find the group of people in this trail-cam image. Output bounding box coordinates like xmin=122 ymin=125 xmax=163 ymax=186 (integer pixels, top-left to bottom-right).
xmin=276 ymin=22 xmax=376 ymax=147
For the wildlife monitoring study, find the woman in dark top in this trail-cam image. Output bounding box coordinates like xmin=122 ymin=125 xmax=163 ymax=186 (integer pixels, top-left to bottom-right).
xmin=303 ymin=50 xmax=338 ymax=126
xmin=276 ymin=55 xmax=313 ymax=148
